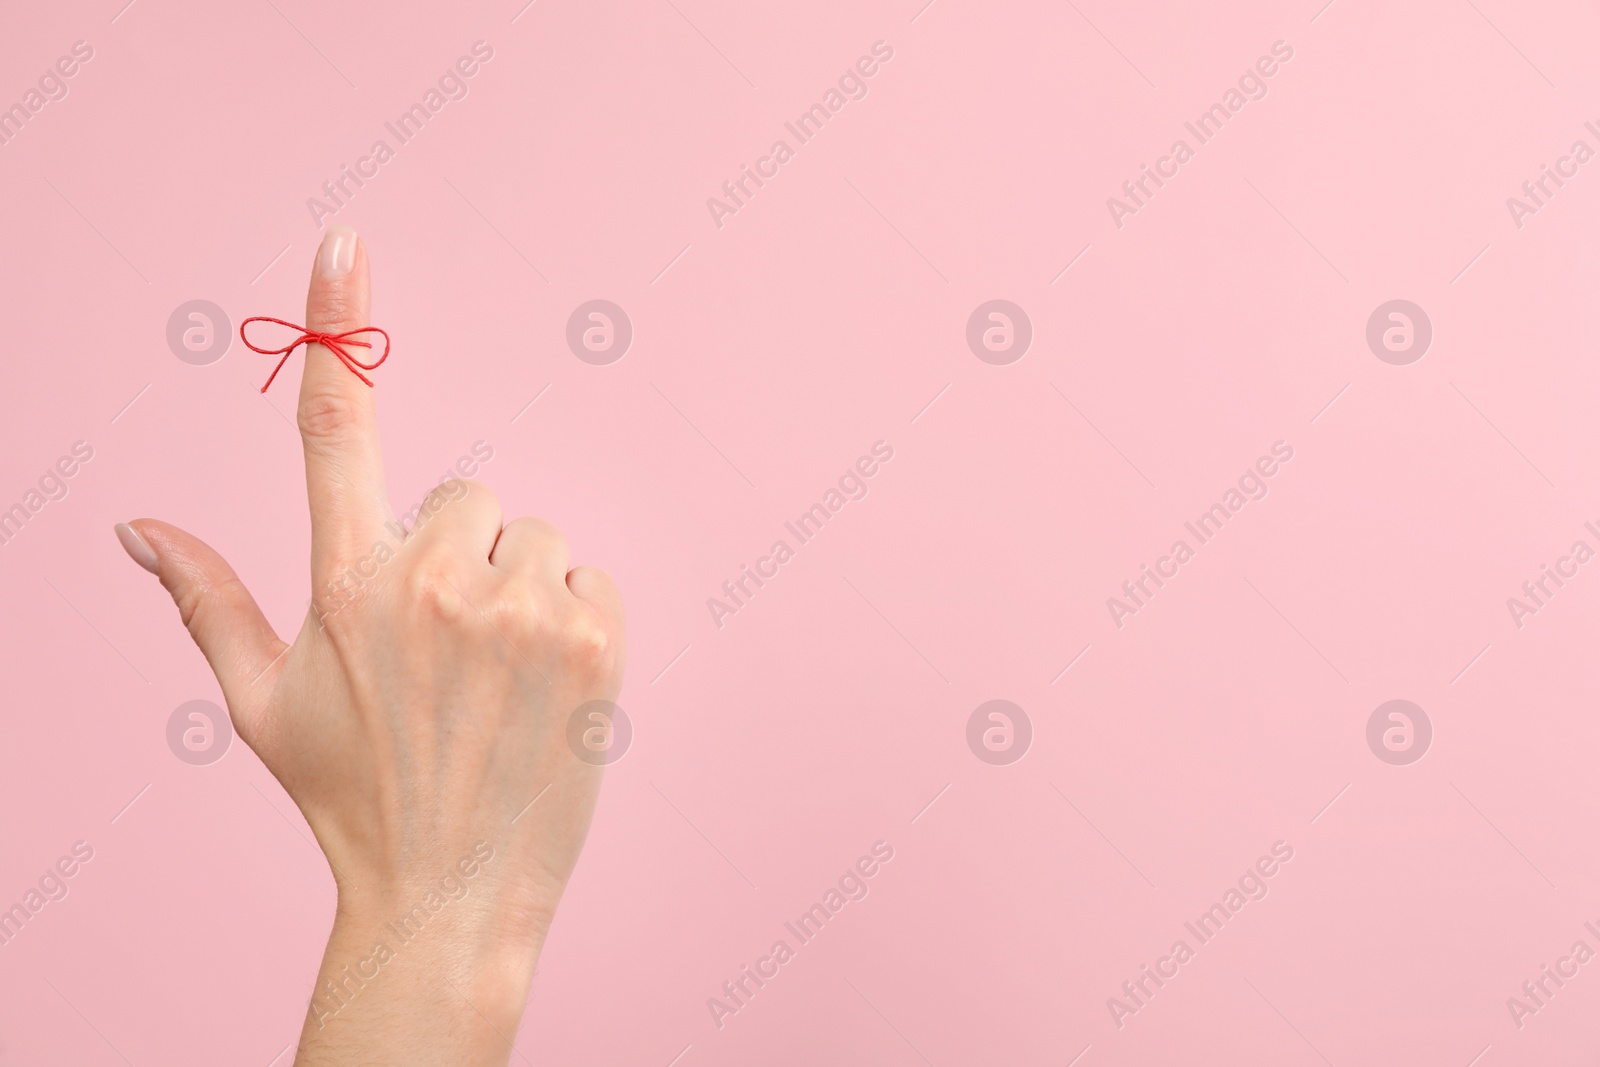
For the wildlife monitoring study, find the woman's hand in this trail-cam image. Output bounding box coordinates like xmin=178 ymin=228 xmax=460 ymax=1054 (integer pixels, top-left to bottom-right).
xmin=115 ymin=225 xmax=625 ymax=1064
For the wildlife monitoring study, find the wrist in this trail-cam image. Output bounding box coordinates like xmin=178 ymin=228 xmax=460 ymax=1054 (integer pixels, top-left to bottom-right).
xmin=330 ymin=836 xmax=553 ymax=972
xmin=298 ymin=905 xmax=542 ymax=1066
xmin=317 ymin=907 xmax=539 ymax=1023
xmin=298 ymin=843 xmax=553 ymax=1063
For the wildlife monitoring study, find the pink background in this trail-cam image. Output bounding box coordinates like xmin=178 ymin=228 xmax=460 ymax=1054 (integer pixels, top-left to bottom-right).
xmin=3 ymin=0 xmax=1600 ymax=1063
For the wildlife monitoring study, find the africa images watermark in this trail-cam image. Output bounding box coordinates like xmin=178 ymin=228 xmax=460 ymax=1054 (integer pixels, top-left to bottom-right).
xmin=306 ymin=41 xmax=495 ymax=228
xmin=0 ymin=40 xmax=95 ymax=148
xmin=1506 ymin=921 xmax=1600 ymax=1031
xmin=1107 ymin=840 xmax=1295 ymax=1030
xmin=1106 ymin=39 xmax=1295 ymax=229
xmin=706 ymin=840 xmax=896 ymax=1030
xmin=1505 ymin=121 xmax=1600 ymax=231
xmin=1105 ymin=441 xmax=1295 ymax=629
xmin=1504 ymin=519 xmax=1600 ymax=630
xmin=0 ymin=440 xmax=95 ymax=549
xmin=706 ymin=440 xmax=895 ymax=629
xmin=706 ymin=40 xmax=895 ymax=229
xmin=0 ymin=840 xmax=95 ymax=949
xmin=309 ymin=841 xmax=496 ymax=1029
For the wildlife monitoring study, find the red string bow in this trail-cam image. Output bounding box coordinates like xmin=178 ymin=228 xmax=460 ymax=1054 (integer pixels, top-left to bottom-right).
xmin=240 ymin=316 xmax=392 ymax=394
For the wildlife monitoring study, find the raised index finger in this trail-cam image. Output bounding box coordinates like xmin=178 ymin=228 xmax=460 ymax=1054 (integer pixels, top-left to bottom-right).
xmin=298 ymin=226 xmax=393 ymax=585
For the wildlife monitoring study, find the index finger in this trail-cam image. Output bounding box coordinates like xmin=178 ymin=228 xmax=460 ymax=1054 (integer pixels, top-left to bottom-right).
xmin=298 ymin=226 xmax=393 ymax=585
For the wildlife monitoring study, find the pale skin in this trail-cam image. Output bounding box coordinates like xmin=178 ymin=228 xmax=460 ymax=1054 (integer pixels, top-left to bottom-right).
xmin=114 ymin=225 xmax=625 ymax=1064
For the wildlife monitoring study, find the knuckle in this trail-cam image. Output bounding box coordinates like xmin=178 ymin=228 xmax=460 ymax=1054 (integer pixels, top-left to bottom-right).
xmin=488 ymin=590 xmax=550 ymax=648
xmin=558 ymin=607 xmax=616 ymax=679
xmin=177 ymin=575 xmax=252 ymax=643
xmin=516 ymin=515 xmax=566 ymax=542
xmin=173 ymin=582 xmax=206 ymax=632
xmin=176 ymin=575 xmax=226 ymax=627
xmin=416 ymin=478 xmax=495 ymax=525
xmin=308 ymin=292 xmax=362 ymax=334
xmin=297 ymin=388 xmax=366 ymax=442
xmin=455 ymin=479 xmax=499 ymax=511
xmin=402 ymin=554 xmax=469 ymax=622
xmin=505 ymin=516 xmax=568 ymax=558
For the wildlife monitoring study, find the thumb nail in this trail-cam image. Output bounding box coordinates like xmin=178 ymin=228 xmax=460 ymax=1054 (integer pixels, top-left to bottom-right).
xmin=115 ymin=523 xmax=159 ymax=574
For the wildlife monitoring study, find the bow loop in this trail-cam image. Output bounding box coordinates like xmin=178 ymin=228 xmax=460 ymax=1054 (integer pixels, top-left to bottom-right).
xmin=239 ymin=316 xmax=392 ymax=393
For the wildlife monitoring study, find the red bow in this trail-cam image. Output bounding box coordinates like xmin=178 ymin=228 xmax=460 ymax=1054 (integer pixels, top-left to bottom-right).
xmin=240 ymin=316 xmax=391 ymax=393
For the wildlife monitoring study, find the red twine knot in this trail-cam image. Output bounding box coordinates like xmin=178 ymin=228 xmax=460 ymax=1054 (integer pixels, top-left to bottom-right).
xmin=240 ymin=316 xmax=391 ymax=394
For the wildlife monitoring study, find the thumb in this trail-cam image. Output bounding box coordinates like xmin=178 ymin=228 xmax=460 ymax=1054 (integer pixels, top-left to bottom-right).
xmin=115 ymin=520 xmax=287 ymax=738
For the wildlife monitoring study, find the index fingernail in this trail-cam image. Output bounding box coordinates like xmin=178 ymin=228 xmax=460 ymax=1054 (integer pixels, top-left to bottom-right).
xmin=316 ymin=225 xmax=358 ymax=279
